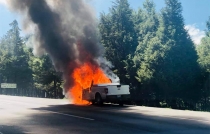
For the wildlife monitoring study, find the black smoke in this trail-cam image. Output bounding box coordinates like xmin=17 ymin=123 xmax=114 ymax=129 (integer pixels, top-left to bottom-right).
xmin=6 ymin=0 xmax=119 ymax=95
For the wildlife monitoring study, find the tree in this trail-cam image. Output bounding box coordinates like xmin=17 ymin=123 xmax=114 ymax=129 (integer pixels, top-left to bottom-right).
xmin=156 ymin=0 xmax=201 ymax=103
xmin=197 ymin=17 xmax=210 ymax=110
xmin=0 ymin=20 xmax=33 ymax=95
xmin=207 ymin=16 xmax=210 ymax=33
xmin=197 ymin=37 xmax=210 ymax=72
xmin=133 ymin=0 xmax=162 ymax=100
xmin=99 ymin=0 xmax=138 ymax=85
xmin=0 ymin=20 xmax=63 ymax=98
xmin=134 ymin=0 xmax=160 ymax=81
xmin=29 ymin=53 xmax=63 ymax=98
xmin=133 ymin=0 xmax=201 ymax=107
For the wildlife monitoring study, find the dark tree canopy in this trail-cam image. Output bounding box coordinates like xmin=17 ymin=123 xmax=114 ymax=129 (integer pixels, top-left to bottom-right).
xmin=99 ymin=0 xmax=138 ymax=84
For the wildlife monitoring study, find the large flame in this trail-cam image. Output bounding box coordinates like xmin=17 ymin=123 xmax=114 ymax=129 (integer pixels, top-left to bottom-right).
xmin=69 ymin=62 xmax=111 ymax=105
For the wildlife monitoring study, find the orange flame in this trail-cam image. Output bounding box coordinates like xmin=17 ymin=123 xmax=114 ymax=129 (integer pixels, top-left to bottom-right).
xmin=69 ymin=62 xmax=111 ymax=105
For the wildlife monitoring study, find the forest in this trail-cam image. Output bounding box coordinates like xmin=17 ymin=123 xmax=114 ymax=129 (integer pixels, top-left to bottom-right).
xmin=0 ymin=0 xmax=210 ymax=111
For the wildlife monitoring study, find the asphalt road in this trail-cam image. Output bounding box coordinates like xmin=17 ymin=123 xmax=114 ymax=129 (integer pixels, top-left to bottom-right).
xmin=0 ymin=95 xmax=210 ymax=134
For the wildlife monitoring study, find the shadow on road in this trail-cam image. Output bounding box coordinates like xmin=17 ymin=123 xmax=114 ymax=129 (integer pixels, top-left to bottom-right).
xmin=33 ymin=103 xmax=132 ymax=111
xmin=0 ymin=125 xmax=25 ymax=134
xmin=29 ymin=104 xmax=210 ymax=134
xmin=1 ymin=95 xmax=210 ymax=133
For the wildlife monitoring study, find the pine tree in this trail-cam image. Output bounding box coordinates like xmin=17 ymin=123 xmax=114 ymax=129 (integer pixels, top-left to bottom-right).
xmin=0 ymin=20 xmax=33 ymax=95
xmin=99 ymin=0 xmax=138 ymax=84
xmin=196 ymin=16 xmax=210 ymax=110
xmin=29 ymin=53 xmax=63 ymax=98
xmin=134 ymin=0 xmax=160 ymax=81
xmin=157 ymin=0 xmax=201 ymax=102
xmin=133 ymin=0 xmax=163 ymax=100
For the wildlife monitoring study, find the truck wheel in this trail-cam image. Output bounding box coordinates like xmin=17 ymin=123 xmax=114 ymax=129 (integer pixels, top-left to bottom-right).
xmin=119 ymin=102 xmax=124 ymax=106
xmin=91 ymin=100 xmax=95 ymax=105
xmin=95 ymin=93 xmax=103 ymax=106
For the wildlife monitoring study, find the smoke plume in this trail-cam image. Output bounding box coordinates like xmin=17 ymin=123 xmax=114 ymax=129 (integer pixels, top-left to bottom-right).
xmin=5 ymin=0 xmax=118 ymax=94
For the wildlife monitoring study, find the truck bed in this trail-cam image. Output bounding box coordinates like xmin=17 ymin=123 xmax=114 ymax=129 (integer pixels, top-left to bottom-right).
xmin=82 ymin=83 xmax=130 ymax=104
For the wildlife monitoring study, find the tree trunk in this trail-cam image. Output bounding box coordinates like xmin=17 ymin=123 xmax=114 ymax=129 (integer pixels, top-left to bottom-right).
xmin=54 ymin=79 xmax=57 ymax=99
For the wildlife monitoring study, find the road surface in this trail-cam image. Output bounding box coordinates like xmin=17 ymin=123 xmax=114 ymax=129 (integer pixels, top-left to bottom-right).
xmin=0 ymin=95 xmax=210 ymax=134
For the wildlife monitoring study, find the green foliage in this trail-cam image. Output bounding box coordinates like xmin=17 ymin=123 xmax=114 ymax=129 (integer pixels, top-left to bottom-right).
xmin=99 ymin=0 xmax=138 ymax=84
xmin=0 ymin=20 xmax=33 ymax=89
xmin=155 ymin=0 xmax=201 ymax=101
xmin=207 ymin=16 xmax=210 ymax=33
xmin=197 ymin=36 xmax=210 ymax=72
xmin=98 ymin=0 xmax=204 ymax=106
xmin=134 ymin=0 xmax=160 ymax=82
xmin=196 ymin=17 xmax=210 ymax=111
xmin=0 ymin=20 xmax=63 ymax=98
xmin=29 ymin=52 xmax=62 ymax=91
xmin=133 ymin=0 xmax=201 ymax=102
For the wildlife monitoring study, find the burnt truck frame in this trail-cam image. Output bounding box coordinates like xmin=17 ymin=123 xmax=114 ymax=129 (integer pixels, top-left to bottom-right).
xmin=82 ymin=83 xmax=130 ymax=106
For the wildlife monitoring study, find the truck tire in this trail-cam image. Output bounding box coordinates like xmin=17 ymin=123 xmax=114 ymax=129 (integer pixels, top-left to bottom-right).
xmin=119 ymin=102 xmax=124 ymax=106
xmin=91 ymin=100 xmax=95 ymax=105
xmin=95 ymin=93 xmax=103 ymax=106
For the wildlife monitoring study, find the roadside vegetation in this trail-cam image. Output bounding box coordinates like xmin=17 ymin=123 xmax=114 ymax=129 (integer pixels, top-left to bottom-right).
xmin=0 ymin=0 xmax=210 ymax=111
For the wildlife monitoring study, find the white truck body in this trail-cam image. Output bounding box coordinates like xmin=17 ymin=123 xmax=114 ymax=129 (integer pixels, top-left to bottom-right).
xmin=82 ymin=83 xmax=130 ymax=105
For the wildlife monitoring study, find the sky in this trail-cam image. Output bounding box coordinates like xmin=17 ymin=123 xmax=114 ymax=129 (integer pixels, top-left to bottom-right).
xmin=0 ymin=0 xmax=210 ymax=44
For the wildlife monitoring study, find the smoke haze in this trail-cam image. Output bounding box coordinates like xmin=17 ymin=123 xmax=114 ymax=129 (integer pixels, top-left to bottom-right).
xmin=5 ymin=0 xmax=118 ymax=94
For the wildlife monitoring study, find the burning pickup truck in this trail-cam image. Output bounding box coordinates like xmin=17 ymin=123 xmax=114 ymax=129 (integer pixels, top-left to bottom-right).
xmin=82 ymin=83 xmax=130 ymax=106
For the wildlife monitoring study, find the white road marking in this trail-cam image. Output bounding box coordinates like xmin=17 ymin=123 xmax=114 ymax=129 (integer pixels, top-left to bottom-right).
xmin=0 ymin=99 xmax=95 ymax=121
xmin=42 ymin=110 xmax=95 ymax=121
xmin=1 ymin=96 xmax=210 ymax=123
